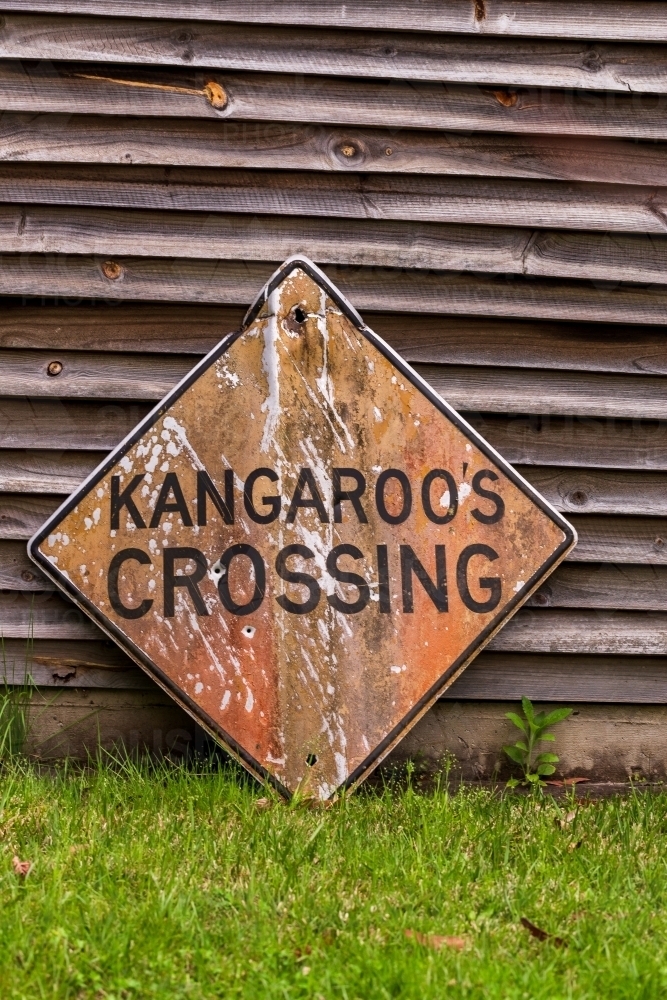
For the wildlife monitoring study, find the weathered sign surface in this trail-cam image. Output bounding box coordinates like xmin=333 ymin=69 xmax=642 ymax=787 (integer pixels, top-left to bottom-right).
xmin=28 ymin=256 xmax=576 ymax=799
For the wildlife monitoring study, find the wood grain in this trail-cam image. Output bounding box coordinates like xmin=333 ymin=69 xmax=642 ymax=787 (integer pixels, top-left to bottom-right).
xmin=3 ymin=301 xmax=667 ymax=377
xmin=469 ymin=414 xmax=667 ymax=471
xmin=2 ymin=348 xmax=666 ymax=420
xmin=423 ymin=366 xmax=667 ymax=421
xmin=1 ymin=63 xmax=667 ymax=139
xmin=489 ymin=609 xmax=667 ymax=656
xmin=3 ymin=463 xmax=665 ymax=524
xmin=6 ymin=165 xmax=667 ymax=234
xmin=0 ymin=399 xmax=152 ymax=447
xmin=0 ymin=494 xmax=61 ymax=539
xmin=4 ymin=116 xmax=667 ymax=185
xmin=3 ymin=2 xmax=666 ymax=43
xmin=3 ymin=535 xmax=665 ymax=606
xmin=0 ymin=348 xmax=192 ymax=399
xmin=445 ymin=652 xmax=667 ymax=702
xmin=6 ymin=256 xmax=667 ymax=327
xmin=0 ymin=637 xmax=152 ymax=689
xmin=568 ymin=516 xmax=667 ymax=565
xmin=0 ymin=539 xmax=52 ymax=590
xmin=6 ymin=401 xmax=667 ymax=470
xmin=6 ymin=205 xmax=667 ymax=285
xmin=1 ymin=15 xmax=666 ymax=93
xmin=518 ymin=466 xmax=667 ymax=517
xmin=5 ymin=645 xmax=667 ymax=701
xmin=529 ymin=563 xmax=667 ymax=611
xmin=0 ymin=450 xmax=103 ymax=493
xmin=0 ymin=302 xmax=243 ymax=354
xmin=3 ymin=592 xmax=664 ymax=655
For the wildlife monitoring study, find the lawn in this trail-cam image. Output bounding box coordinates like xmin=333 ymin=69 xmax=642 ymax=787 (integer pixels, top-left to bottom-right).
xmin=0 ymin=757 xmax=665 ymax=1000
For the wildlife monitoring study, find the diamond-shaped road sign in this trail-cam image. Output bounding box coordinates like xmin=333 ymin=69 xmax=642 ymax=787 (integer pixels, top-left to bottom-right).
xmin=29 ymin=256 xmax=576 ymax=799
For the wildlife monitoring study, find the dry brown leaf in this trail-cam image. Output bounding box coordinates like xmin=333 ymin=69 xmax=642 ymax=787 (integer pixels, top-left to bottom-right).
xmin=254 ymin=797 xmax=272 ymax=811
xmin=521 ymin=917 xmax=566 ymax=947
xmin=557 ymin=810 xmax=577 ymax=829
xmin=568 ymin=839 xmax=583 ymax=852
xmin=12 ymin=856 xmax=31 ymax=877
xmin=404 ymin=929 xmax=466 ymax=951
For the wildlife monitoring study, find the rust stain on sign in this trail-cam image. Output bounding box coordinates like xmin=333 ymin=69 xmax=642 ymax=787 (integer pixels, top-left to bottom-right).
xmin=29 ymin=256 xmax=575 ymax=799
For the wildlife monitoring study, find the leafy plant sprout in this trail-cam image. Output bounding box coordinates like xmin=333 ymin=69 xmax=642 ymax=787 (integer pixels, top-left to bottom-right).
xmin=503 ymin=696 xmax=572 ymax=787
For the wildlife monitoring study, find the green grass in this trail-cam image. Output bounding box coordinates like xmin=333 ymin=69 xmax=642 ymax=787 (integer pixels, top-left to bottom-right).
xmin=0 ymin=758 xmax=666 ymax=999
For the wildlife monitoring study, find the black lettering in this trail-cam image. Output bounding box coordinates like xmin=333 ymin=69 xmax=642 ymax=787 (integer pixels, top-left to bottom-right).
xmin=275 ymin=544 xmax=321 ymax=614
xmin=422 ymin=469 xmax=458 ymax=525
xmin=163 ymin=547 xmax=209 ymax=617
xmin=244 ymin=468 xmax=281 ymax=524
xmin=286 ymin=468 xmax=329 ymax=524
xmin=471 ymin=470 xmax=505 ymax=525
xmin=377 ymin=544 xmax=391 ymax=614
xmin=375 ymin=469 xmax=412 ymax=525
xmin=400 ymin=545 xmax=448 ymax=613
xmin=326 ymin=544 xmax=370 ymax=614
xmin=217 ymin=543 xmax=265 ymax=616
xmin=110 ymin=474 xmax=146 ymax=530
xmin=107 ymin=548 xmax=152 ymax=619
xmin=332 ymin=468 xmax=368 ymax=524
xmin=197 ymin=469 xmax=234 ymax=526
xmin=456 ymin=544 xmax=502 ymax=613
xmin=149 ymin=472 xmax=193 ymax=529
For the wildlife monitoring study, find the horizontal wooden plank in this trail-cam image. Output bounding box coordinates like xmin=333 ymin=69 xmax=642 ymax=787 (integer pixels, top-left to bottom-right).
xmin=0 ymin=349 xmax=191 ymax=399
xmin=2 ymin=302 xmax=667 ymax=378
xmin=0 ymin=450 xmax=103 ymax=493
xmin=0 ymin=494 xmax=61 ymax=539
xmin=445 ymin=652 xmax=667 ymax=702
xmin=0 ymin=637 xmax=152 ymax=688
xmin=6 ymin=402 xmax=667 ymax=471
xmin=0 ymin=399 xmax=152 ymax=448
xmin=0 ymin=302 xmax=243 ymax=353
xmin=6 ymin=645 xmax=667 ymax=700
xmin=469 ymin=414 xmax=667 ymax=471
xmin=3 ymin=593 xmax=664 ymax=655
xmin=568 ymin=516 xmax=667 ymax=565
xmin=518 ymin=466 xmax=667 ymax=517
xmin=425 ymin=367 xmax=667 ymax=420
xmin=0 ymin=591 xmax=102 ymax=640
xmin=6 ymin=205 xmax=667 ymax=285
xmin=3 ymin=535 xmax=664 ymax=607
xmin=489 ymin=609 xmax=667 ymax=655
xmin=529 ymin=563 xmax=667 ymax=611
xmin=5 ymin=116 xmax=667 ymax=186
xmin=1 ymin=63 xmax=667 ymax=139
xmin=0 ymin=539 xmax=51 ymax=589
xmin=3 ymin=2 xmax=667 ymax=43
xmin=2 ymin=15 xmax=667 ymax=94
xmin=7 ymin=256 xmax=667 ymax=327
xmin=2 ymin=351 xmax=666 ymax=420
xmin=4 ymin=165 xmax=667 ymax=234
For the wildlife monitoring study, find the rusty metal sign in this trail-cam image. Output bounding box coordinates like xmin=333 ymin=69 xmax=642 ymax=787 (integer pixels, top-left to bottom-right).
xmin=28 ymin=256 xmax=576 ymax=799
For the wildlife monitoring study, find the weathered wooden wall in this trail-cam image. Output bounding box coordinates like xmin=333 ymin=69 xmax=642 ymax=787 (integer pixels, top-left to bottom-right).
xmin=1 ymin=1 xmax=666 ymax=777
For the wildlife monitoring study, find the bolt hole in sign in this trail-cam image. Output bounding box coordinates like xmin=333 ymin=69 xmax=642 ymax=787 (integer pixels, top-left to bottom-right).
xmin=28 ymin=257 xmax=576 ymax=800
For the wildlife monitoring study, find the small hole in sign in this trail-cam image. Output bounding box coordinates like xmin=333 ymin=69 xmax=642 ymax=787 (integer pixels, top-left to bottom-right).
xmin=305 ymin=753 xmax=318 ymax=767
xmin=242 ymin=625 xmax=255 ymax=638
xmin=210 ymin=560 xmax=225 ymax=580
xmin=293 ymin=306 xmax=307 ymax=323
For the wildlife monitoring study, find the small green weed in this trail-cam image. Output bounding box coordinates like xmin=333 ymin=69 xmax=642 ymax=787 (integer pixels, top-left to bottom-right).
xmin=503 ymin=695 xmax=572 ymax=787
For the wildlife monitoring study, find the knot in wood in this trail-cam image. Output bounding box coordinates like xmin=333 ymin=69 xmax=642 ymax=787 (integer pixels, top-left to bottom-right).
xmin=204 ymin=81 xmax=227 ymax=110
xmin=101 ymin=260 xmax=123 ymax=281
xmin=339 ymin=144 xmax=357 ymax=158
xmin=46 ymin=360 xmax=63 ymax=377
xmin=493 ymin=90 xmax=518 ymax=108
